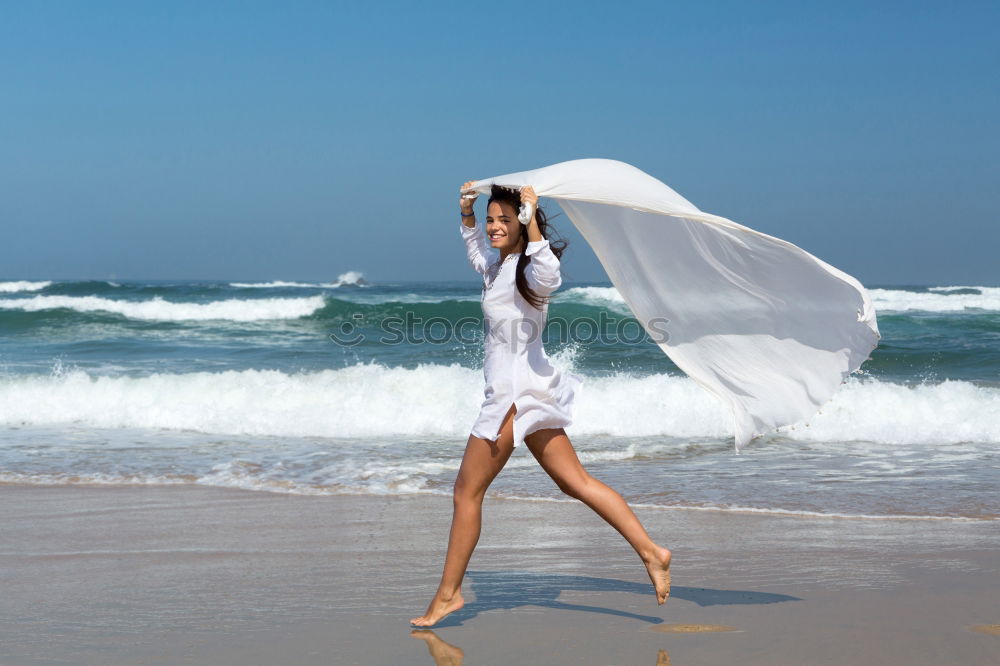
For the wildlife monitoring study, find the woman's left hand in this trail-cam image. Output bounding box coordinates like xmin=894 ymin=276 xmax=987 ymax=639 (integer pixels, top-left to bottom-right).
xmin=520 ymin=186 xmax=539 ymax=227
xmin=520 ymin=185 xmax=538 ymax=210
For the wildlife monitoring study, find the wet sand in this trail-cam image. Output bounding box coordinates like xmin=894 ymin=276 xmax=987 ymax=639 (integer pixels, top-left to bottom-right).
xmin=2 ymin=485 xmax=998 ymax=665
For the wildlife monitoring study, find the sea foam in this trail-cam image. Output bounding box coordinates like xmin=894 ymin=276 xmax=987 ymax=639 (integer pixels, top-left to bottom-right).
xmin=0 ymin=294 xmax=326 ymax=321
xmin=2 ymin=364 xmax=997 ymax=445
xmin=0 ymin=280 xmax=52 ymax=293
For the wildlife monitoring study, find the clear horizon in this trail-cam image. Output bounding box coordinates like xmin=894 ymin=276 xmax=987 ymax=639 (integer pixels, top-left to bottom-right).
xmin=2 ymin=277 xmax=992 ymax=290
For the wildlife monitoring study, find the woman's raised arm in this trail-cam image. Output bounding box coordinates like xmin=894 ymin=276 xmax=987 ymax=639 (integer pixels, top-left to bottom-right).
xmin=517 ymin=186 xmax=562 ymax=293
xmin=459 ymin=180 xmax=493 ymax=275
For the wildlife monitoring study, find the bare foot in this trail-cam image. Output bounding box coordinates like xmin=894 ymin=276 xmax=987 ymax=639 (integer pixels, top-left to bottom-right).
xmin=410 ymin=591 xmax=465 ymax=627
xmin=644 ymin=545 xmax=672 ymax=605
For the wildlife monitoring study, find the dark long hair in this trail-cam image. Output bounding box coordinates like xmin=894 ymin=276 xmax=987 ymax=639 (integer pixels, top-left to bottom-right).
xmin=487 ymin=185 xmax=569 ymax=310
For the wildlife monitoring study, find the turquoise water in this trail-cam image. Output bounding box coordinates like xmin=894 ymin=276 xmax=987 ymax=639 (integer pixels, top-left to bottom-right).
xmin=1 ymin=278 xmax=998 ymax=519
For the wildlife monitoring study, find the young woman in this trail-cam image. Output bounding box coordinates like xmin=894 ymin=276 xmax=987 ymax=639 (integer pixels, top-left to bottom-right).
xmin=409 ymin=182 xmax=672 ymax=627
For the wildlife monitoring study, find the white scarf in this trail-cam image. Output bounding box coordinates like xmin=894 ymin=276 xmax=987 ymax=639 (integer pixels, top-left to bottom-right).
xmin=468 ymin=158 xmax=880 ymax=452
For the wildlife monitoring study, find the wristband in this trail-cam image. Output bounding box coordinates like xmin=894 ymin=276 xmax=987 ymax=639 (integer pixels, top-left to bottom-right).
xmin=461 ymin=210 xmax=475 ymax=217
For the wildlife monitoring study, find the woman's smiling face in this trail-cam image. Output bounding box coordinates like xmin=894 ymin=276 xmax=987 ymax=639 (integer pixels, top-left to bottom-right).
xmin=486 ymin=200 xmax=522 ymax=253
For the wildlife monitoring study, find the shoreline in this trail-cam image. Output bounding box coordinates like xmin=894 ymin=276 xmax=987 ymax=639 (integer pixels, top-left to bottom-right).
xmin=3 ymin=480 xmax=995 ymax=523
xmin=3 ymin=484 xmax=998 ymax=664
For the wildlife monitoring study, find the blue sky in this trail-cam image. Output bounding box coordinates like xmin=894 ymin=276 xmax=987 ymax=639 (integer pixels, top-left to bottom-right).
xmin=2 ymin=1 xmax=997 ymax=285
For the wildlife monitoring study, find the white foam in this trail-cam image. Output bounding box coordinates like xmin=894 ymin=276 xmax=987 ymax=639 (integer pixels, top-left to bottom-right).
xmin=869 ymin=286 xmax=1000 ymax=312
xmin=335 ymin=270 xmax=365 ymax=286
xmin=0 ymin=280 xmax=51 ymax=293
xmin=0 ymin=294 xmax=326 ymax=321
xmin=0 ymin=363 xmax=483 ymax=437
xmin=774 ymin=377 xmax=1000 ymax=445
xmin=1 ymin=364 xmax=997 ymax=445
xmin=558 ymin=286 xmax=631 ymax=314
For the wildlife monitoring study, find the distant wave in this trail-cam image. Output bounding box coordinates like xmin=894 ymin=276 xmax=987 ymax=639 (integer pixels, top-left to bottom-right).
xmin=869 ymin=286 xmax=1000 ymax=313
xmin=0 ymin=295 xmax=326 ymax=321
xmin=1 ymin=363 xmax=997 ymax=445
xmin=6 ymin=280 xmax=994 ymax=314
xmin=0 ymin=280 xmax=51 ymax=293
xmin=231 ymin=280 xmax=330 ymax=288
xmin=558 ymin=286 xmax=631 ymax=314
xmin=230 ymin=270 xmax=367 ymax=289
xmin=561 ymin=285 xmax=1000 ymax=314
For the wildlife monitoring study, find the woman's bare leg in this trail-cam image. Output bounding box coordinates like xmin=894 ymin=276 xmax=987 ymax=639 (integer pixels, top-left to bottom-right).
xmin=410 ymin=404 xmax=517 ymax=626
xmin=524 ymin=427 xmax=672 ymax=604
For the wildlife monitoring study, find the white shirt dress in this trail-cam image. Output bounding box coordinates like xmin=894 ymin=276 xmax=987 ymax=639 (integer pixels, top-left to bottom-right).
xmin=460 ymin=222 xmax=584 ymax=448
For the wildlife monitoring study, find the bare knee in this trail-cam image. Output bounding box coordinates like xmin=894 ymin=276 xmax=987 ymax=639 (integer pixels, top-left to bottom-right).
xmin=555 ymin=473 xmax=592 ymax=500
xmin=556 ymin=482 xmax=579 ymax=499
xmin=452 ymin=476 xmax=484 ymax=506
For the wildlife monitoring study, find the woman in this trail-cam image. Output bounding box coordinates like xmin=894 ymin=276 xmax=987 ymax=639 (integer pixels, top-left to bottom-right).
xmin=409 ymin=182 xmax=672 ymax=627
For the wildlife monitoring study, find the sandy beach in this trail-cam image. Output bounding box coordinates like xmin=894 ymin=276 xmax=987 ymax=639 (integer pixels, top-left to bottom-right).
xmin=0 ymin=485 xmax=996 ymax=665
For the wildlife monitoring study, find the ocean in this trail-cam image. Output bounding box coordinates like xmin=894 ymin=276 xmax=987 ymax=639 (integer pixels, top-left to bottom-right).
xmin=1 ymin=276 xmax=997 ymax=521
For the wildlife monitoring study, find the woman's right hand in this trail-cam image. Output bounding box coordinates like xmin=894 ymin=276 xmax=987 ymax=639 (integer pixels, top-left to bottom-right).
xmin=460 ymin=180 xmax=478 ymax=213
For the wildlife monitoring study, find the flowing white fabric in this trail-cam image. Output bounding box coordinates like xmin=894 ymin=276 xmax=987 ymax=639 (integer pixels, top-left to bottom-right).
xmin=468 ymin=159 xmax=880 ymax=452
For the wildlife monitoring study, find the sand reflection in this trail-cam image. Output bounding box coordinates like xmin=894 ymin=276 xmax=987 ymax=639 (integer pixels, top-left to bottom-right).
xmin=410 ymin=629 xmax=464 ymax=665
xmin=411 ymin=628 xmax=681 ymax=665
